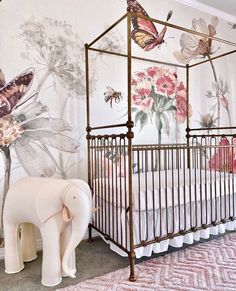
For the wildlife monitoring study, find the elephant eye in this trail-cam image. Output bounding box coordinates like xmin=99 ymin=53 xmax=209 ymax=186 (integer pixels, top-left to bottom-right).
xmin=73 ymin=196 xmax=76 ymax=199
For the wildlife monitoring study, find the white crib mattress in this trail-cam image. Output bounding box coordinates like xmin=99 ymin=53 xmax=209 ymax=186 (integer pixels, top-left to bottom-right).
xmin=93 ymin=169 xmax=236 ymax=211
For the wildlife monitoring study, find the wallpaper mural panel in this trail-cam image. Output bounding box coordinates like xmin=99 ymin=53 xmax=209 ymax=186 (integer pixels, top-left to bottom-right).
xmin=0 ymin=0 xmax=235 ymax=244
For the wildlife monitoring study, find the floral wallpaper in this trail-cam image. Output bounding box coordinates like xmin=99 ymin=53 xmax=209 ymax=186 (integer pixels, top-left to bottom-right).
xmin=174 ymin=16 xmax=232 ymax=131
xmin=0 ymin=0 xmax=235 ymax=244
xmin=131 ymin=66 xmax=191 ymax=143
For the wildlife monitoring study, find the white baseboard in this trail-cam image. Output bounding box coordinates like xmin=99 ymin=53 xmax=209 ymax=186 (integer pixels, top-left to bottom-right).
xmin=0 ymin=238 xmax=43 ymax=260
xmin=0 ymin=247 xmax=4 ymax=260
xmin=36 ymin=238 xmax=43 ymax=252
xmin=0 ymin=228 xmax=97 ymax=260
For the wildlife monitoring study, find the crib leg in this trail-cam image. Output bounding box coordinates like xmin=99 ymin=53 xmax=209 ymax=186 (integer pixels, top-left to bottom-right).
xmin=129 ymin=251 xmax=136 ymax=282
xmin=87 ymin=224 xmax=93 ymax=243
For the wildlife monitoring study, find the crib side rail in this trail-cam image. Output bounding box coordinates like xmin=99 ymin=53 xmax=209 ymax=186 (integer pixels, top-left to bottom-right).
xmin=132 ymin=136 xmax=236 ymax=249
xmin=88 ymin=134 xmax=236 ymax=253
xmin=88 ymin=133 xmax=131 ymax=253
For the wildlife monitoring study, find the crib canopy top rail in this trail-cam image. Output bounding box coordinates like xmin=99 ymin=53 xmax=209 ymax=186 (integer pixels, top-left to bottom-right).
xmin=130 ymin=12 xmax=236 ymax=48
xmin=189 ymin=49 xmax=236 ymax=68
xmin=87 ymin=12 xmax=236 ymax=77
xmin=88 ymin=47 xmax=186 ymax=69
xmin=87 ymin=13 xmax=127 ymax=48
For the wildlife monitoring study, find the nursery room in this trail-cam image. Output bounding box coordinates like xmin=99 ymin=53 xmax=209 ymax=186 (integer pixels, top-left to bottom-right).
xmin=0 ymin=0 xmax=236 ymax=290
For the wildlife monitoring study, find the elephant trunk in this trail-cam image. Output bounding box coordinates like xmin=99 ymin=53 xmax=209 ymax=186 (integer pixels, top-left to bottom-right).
xmin=62 ymin=191 xmax=91 ymax=278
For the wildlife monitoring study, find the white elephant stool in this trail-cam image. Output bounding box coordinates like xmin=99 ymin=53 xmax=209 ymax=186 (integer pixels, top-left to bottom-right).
xmin=3 ymin=177 xmax=92 ymax=287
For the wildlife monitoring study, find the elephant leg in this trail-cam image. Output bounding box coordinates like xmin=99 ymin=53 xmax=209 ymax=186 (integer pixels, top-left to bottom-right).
xmin=4 ymin=222 xmax=24 ymax=274
xmin=40 ymin=220 xmax=62 ymax=287
xmin=60 ymin=224 xmax=76 ymax=277
xmin=20 ymin=223 xmax=37 ymax=262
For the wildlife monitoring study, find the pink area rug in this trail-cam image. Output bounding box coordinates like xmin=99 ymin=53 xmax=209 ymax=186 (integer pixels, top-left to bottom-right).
xmin=58 ymin=233 xmax=236 ymax=291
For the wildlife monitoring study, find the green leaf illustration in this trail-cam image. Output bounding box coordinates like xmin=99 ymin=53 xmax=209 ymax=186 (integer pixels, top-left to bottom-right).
xmin=139 ymin=113 xmax=148 ymax=132
xmin=132 ymin=107 xmax=139 ymax=113
xmin=160 ymin=113 xmax=170 ymax=135
xmin=135 ymin=110 xmax=145 ymax=124
xmin=153 ymin=112 xmax=162 ymax=130
xmin=163 ymin=99 xmax=175 ymax=111
xmin=167 ymin=105 xmax=176 ymax=111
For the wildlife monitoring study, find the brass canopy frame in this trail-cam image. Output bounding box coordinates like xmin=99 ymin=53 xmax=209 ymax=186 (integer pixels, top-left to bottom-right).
xmin=85 ymin=12 xmax=236 ymax=282
xmin=85 ymin=12 xmax=236 ymax=136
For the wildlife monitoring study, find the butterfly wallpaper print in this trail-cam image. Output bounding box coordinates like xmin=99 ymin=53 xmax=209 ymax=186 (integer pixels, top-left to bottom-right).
xmin=127 ymin=0 xmax=173 ymax=51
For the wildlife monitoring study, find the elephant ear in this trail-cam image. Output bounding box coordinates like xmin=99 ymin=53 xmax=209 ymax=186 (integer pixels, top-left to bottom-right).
xmin=35 ymin=179 xmax=66 ymax=224
xmin=69 ymin=179 xmax=92 ymax=201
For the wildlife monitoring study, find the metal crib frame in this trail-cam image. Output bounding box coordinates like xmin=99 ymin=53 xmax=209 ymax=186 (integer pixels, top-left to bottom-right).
xmin=85 ymin=12 xmax=236 ymax=281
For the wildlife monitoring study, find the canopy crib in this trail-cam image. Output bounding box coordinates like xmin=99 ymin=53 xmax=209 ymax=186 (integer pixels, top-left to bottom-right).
xmin=85 ymin=8 xmax=236 ymax=282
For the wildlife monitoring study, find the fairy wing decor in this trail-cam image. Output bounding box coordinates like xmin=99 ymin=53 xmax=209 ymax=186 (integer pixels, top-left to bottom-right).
xmin=0 ymin=68 xmax=34 ymax=118
xmin=127 ymin=0 xmax=173 ymax=51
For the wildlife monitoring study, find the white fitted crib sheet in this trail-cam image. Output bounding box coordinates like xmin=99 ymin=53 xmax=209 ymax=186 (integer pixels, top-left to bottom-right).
xmin=93 ymin=169 xmax=236 ymax=211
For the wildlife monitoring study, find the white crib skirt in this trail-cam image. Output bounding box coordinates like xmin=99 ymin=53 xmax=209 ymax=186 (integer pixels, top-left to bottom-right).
xmin=94 ymin=192 xmax=236 ymax=258
xmin=99 ymin=220 xmax=236 ymax=259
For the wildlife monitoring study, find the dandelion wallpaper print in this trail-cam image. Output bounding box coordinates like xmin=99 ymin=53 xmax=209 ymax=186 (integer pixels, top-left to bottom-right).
xmin=0 ymin=0 xmax=235 ymax=244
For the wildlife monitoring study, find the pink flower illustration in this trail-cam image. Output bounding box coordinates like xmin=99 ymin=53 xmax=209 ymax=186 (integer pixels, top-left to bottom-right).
xmin=135 ymin=71 xmax=146 ymax=81
xmin=156 ymin=76 xmax=176 ymax=96
xmin=208 ymin=138 xmax=236 ymax=173
xmin=130 ymin=66 xmax=192 ymax=142
xmin=147 ymin=67 xmax=163 ymax=79
xmin=131 ymin=78 xmax=138 ymax=86
xmin=175 ymin=95 xmax=192 ymax=124
xmin=136 ymin=87 xmax=151 ymax=97
xmin=136 ymin=79 xmax=152 ymax=97
xmin=132 ymin=94 xmax=142 ymax=105
xmin=177 ymin=82 xmax=186 ymax=94
xmin=132 ymin=95 xmax=154 ymax=113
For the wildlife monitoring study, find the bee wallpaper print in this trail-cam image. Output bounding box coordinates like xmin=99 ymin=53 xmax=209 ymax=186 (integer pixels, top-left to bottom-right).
xmin=0 ymin=0 xmax=235 ymax=244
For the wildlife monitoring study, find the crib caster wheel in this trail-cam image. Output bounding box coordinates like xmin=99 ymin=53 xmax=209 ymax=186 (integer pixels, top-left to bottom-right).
xmin=129 ymin=274 xmax=137 ymax=282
